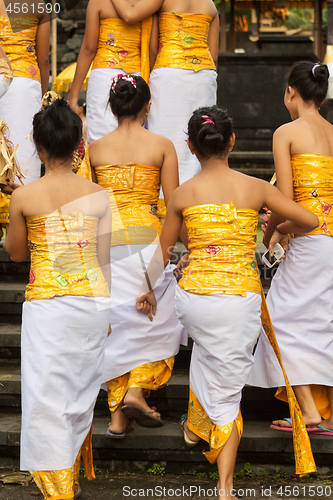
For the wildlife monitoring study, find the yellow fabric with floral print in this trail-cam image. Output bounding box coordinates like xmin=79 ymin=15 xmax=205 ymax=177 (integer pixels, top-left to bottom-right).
xmin=0 ymin=57 xmax=14 ymax=84
xmin=154 ymin=13 xmax=216 ymax=72
xmin=30 ymin=426 xmax=95 ymax=499
xmin=178 ymin=203 xmax=260 ymax=296
xmin=291 ymin=154 xmax=333 ymax=237
xmin=92 ymin=18 xmax=141 ymax=74
xmin=0 ymin=192 xmax=10 ymax=224
xmin=0 ymin=16 xmax=40 ymax=81
xmin=106 ymin=358 xmax=174 ymax=412
xmin=25 ymin=212 xmax=110 ymax=301
xmin=187 ymin=388 xmax=243 ymax=464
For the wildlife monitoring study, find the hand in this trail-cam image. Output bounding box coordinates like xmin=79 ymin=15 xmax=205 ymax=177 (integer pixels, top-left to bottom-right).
xmin=268 ymin=230 xmax=288 ymax=262
xmin=0 ymin=180 xmax=20 ymax=195
xmin=136 ymin=291 xmax=157 ymax=321
xmin=67 ymin=94 xmax=78 ymax=109
xmin=174 ymin=252 xmax=190 ymax=279
xmin=107 ymin=324 xmax=112 ymax=337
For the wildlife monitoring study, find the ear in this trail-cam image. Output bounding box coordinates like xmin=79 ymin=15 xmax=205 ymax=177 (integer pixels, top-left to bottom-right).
xmin=229 ymin=133 xmax=236 ymax=151
xmin=288 ymin=86 xmax=296 ymax=100
xmin=146 ymin=99 xmax=152 ymax=115
xmin=187 ymin=138 xmax=195 ymax=155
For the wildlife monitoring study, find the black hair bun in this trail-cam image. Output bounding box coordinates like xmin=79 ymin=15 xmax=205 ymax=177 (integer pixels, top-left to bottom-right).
xmin=313 ymin=63 xmax=329 ymax=83
xmin=114 ymin=78 xmax=137 ymax=101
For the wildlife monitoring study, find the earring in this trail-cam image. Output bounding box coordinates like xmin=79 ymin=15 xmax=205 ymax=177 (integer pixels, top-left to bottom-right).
xmin=288 ymin=99 xmax=291 ymax=103
xmin=146 ymin=112 xmax=149 ymax=116
xmin=229 ymin=149 xmax=232 ymax=152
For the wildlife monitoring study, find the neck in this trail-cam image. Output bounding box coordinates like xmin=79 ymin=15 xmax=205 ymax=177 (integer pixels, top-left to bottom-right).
xmin=44 ymin=158 xmax=73 ymax=176
xmin=117 ymin=116 xmax=146 ymax=131
xmin=296 ymin=104 xmax=320 ymax=120
xmin=199 ymin=154 xmax=230 ymax=172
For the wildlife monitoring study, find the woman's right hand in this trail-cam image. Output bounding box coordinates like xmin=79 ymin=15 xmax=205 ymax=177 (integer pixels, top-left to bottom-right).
xmin=67 ymin=94 xmax=78 ymax=110
xmin=136 ymin=291 xmax=157 ymax=321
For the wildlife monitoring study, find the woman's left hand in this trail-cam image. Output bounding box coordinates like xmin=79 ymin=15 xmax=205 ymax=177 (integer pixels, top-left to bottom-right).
xmin=136 ymin=291 xmax=157 ymax=321
xmin=268 ymin=229 xmax=289 ymax=260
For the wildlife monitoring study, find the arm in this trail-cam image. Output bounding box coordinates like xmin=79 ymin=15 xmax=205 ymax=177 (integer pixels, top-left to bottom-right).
xmin=0 ymin=46 xmax=12 ymax=70
xmin=67 ymin=0 xmax=100 ymax=108
xmin=5 ymin=189 xmax=29 ymax=262
xmin=262 ymin=180 xmax=318 ymax=246
xmin=112 ymin=0 xmax=163 ymax=24
xmin=97 ymin=193 xmax=112 ymax=291
xmin=149 ymin=14 xmax=159 ymax=71
xmin=36 ymin=12 xmax=50 ymax=95
xmin=208 ymin=14 xmax=219 ymax=68
xmin=263 ymin=125 xmax=294 ymax=248
xmin=137 ymin=188 xmax=183 ymax=318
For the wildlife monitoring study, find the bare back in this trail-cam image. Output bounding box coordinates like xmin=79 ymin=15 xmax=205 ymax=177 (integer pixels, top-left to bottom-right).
xmin=160 ymin=0 xmax=217 ymax=16
xmin=288 ymin=114 xmax=333 ymax=157
xmin=93 ymin=0 xmax=142 ymax=20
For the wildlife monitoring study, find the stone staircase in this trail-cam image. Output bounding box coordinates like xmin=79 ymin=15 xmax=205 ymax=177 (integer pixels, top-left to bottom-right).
xmin=1 ymin=242 xmax=333 ymax=473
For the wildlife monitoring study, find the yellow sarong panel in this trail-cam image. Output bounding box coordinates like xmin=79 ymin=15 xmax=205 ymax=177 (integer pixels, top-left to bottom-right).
xmin=0 ymin=16 xmax=40 ymax=81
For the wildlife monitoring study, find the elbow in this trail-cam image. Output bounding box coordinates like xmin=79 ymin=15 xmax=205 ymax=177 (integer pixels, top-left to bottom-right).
xmin=8 ymin=252 xmax=29 ymax=262
xmin=121 ymin=12 xmax=138 ymax=24
xmin=311 ymin=215 xmax=320 ymax=231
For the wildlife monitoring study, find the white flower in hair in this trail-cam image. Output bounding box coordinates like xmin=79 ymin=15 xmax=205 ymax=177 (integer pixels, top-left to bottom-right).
xmin=111 ymin=73 xmax=137 ymax=93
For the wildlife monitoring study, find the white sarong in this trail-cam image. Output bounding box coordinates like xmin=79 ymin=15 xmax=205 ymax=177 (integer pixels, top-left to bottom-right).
xmin=148 ymin=68 xmax=217 ymax=188
xmin=248 ymin=235 xmax=333 ymax=388
xmin=86 ymin=68 xmax=140 ymax=143
xmin=175 ymin=288 xmax=261 ymax=425
xmin=0 ymin=77 xmax=41 ymax=185
xmin=102 ymin=243 xmax=187 ymax=383
xmin=0 ymin=74 xmax=10 ymax=99
xmin=20 ymin=295 xmax=111 ymax=471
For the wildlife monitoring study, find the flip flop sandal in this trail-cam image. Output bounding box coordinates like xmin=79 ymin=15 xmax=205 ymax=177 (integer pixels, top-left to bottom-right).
xmin=105 ymin=421 xmax=134 ymax=439
xmin=270 ymin=417 xmax=322 ymax=433
xmin=74 ymin=486 xmax=81 ymax=499
xmin=180 ymin=413 xmax=199 ymax=448
xmin=314 ymin=424 xmax=333 ymax=436
xmin=121 ymin=404 xmax=164 ymax=428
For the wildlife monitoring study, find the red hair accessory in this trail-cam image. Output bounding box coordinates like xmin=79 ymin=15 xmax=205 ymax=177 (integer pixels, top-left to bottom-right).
xmin=201 ymin=115 xmax=215 ymax=125
xmin=111 ymin=73 xmax=137 ymax=93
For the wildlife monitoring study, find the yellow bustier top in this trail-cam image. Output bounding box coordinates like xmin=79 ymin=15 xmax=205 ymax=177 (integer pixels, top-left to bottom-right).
xmin=154 ymin=13 xmax=216 ymax=72
xmin=292 ymin=154 xmax=333 ymax=237
xmin=25 ymin=212 xmax=110 ymax=301
xmin=92 ymin=18 xmax=141 ymax=74
xmin=178 ymin=203 xmax=260 ymax=296
xmin=0 ymin=16 xmax=40 ymax=81
xmin=95 ymin=162 xmax=162 ymax=246
xmin=0 ymin=192 xmax=10 ymax=224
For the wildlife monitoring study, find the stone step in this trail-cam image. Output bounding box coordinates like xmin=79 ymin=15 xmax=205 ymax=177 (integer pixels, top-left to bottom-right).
xmin=229 ymin=151 xmax=275 ymax=182
xmin=0 ymin=413 xmax=332 ymax=468
xmin=0 ymin=365 xmax=286 ymax=420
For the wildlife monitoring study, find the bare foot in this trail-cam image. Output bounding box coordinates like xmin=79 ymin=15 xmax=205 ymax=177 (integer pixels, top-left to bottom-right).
xmin=272 ymin=415 xmax=322 ymax=428
xmin=124 ymin=387 xmax=161 ymax=419
xmin=318 ymin=419 xmax=333 ymax=431
xmin=108 ymin=405 xmax=131 ymax=434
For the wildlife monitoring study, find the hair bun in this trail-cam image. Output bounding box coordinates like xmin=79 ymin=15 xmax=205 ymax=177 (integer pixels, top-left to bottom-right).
xmin=114 ymin=78 xmax=137 ymax=101
xmin=313 ymin=63 xmax=329 ymax=83
xmin=204 ymin=132 xmax=224 ymax=146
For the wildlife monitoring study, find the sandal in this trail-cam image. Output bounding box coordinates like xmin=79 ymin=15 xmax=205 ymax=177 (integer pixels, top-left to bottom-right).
xmin=73 ymin=486 xmax=81 ymax=499
xmin=105 ymin=420 xmax=134 ymax=439
xmin=180 ymin=413 xmax=199 ymax=448
xmin=121 ymin=404 xmax=164 ymax=428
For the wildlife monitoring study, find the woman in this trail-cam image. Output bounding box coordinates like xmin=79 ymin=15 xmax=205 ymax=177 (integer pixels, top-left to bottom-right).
xmin=77 ymin=74 xmax=187 ymax=436
xmin=137 ymin=106 xmax=319 ymax=497
xmin=0 ymin=0 xmax=49 ymax=185
xmin=6 ymin=99 xmax=111 ymax=499
xmin=112 ymin=0 xmax=219 ymax=216
xmin=248 ymin=61 xmax=333 ymax=435
xmin=68 ymin=0 xmax=152 ymax=143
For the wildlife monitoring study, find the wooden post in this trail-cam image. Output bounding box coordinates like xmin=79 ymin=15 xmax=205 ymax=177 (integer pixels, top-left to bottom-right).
xmin=324 ymin=0 xmax=333 ymax=63
xmin=229 ymin=0 xmax=235 ymax=52
xmin=313 ymin=0 xmax=323 ymax=60
xmin=51 ymin=1 xmax=57 ymax=86
xmin=219 ymin=0 xmax=227 ymax=53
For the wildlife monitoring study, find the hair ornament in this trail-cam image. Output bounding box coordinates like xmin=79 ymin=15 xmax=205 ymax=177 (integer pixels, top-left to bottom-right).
xmin=312 ymin=63 xmax=321 ymax=78
xmin=111 ymin=73 xmax=137 ymax=93
xmin=201 ymin=115 xmax=215 ymax=125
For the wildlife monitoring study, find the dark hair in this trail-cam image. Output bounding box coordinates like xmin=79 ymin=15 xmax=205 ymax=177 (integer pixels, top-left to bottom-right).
xmin=33 ymin=98 xmax=82 ymax=160
xmin=187 ymin=106 xmax=233 ymax=158
xmin=77 ymin=99 xmax=86 ymax=116
xmin=287 ymin=61 xmax=329 ymax=107
xmin=108 ymin=75 xmax=151 ymax=120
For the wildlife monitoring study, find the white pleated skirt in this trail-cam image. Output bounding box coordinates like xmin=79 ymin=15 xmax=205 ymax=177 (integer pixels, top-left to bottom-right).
xmin=102 ymin=243 xmax=188 ymax=383
xmin=0 ymin=77 xmax=42 ymax=184
xmin=86 ymin=68 xmax=140 ymax=143
xmin=20 ymin=295 xmax=111 ymax=471
xmin=175 ymin=287 xmax=262 ymax=426
xmin=148 ymin=68 xmax=217 ymax=188
xmin=248 ymin=235 xmax=333 ymax=388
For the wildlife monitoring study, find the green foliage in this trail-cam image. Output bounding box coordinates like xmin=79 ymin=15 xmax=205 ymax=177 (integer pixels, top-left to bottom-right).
xmin=260 ymin=470 xmax=269 ymax=477
xmin=147 ymin=463 xmax=166 ymax=476
xmin=233 ymin=462 xmax=254 ymax=479
xmin=285 ymin=8 xmax=313 ymax=31
xmin=272 ymin=467 xmax=290 ymax=480
xmin=209 ymin=471 xmax=220 ymax=480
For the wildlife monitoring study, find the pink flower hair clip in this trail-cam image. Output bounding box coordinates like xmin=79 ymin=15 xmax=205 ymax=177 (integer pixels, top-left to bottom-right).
xmin=111 ymin=74 xmax=137 ymax=93
xmin=201 ymin=115 xmax=215 ymax=126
